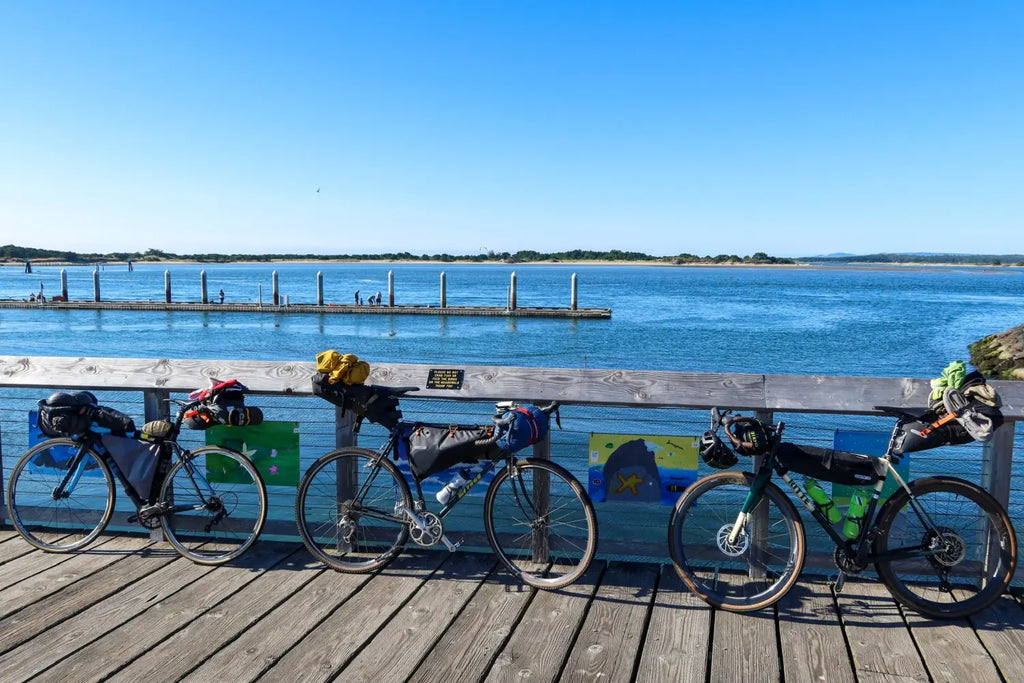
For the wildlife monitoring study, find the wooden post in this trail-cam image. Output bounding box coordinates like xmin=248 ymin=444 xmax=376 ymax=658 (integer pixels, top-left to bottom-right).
xmin=143 ymin=389 xmax=170 ymax=541
xmin=272 ymin=270 xmax=280 ymax=306
xmin=509 ymin=271 xmax=517 ymax=311
xmin=258 ymin=283 xmax=263 ymax=306
xmin=164 ymin=270 xmax=172 ymax=303
xmin=440 ymin=271 xmax=447 ymax=308
xmin=335 ymin=406 xmax=361 ymax=553
xmin=60 ymin=269 xmax=68 ymax=300
xmin=571 ymin=273 xmax=578 ymax=311
xmin=531 ymin=430 xmax=552 ymax=563
xmin=316 ymin=271 xmax=324 ymax=306
xmin=981 ymin=421 xmax=1015 ymax=584
xmin=748 ymin=409 xmax=774 ymax=578
xmin=200 ymin=270 xmax=208 ymax=304
xmin=388 ymin=270 xmax=395 ymax=307
xmin=93 ymin=268 xmax=101 ymax=302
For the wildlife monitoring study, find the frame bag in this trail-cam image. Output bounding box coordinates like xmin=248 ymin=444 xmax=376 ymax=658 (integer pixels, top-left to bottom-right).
xmin=101 ymin=434 xmax=163 ymax=501
xmin=774 ymin=442 xmax=887 ymax=487
xmin=403 ymin=423 xmax=496 ymax=480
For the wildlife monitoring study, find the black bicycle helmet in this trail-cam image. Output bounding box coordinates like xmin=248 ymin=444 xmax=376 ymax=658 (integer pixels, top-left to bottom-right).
xmin=699 ymin=431 xmax=737 ymax=469
xmin=729 ymin=418 xmax=772 ymax=457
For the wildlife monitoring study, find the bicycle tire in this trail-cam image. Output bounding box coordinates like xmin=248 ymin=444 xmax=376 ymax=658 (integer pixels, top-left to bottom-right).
xmin=668 ymin=471 xmax=806 ymax=612
xmin=874 ymin=476 xmax=1017 ymax=619
xmin=295 ymin=447 xmax=413 ymax=573
xmin=483 ymin=457 xmax=598 ymax=589
xmin=160 ymin=446 xmax=268 ymax=565
xmin=6 ymin=438 xmax=116 ymax=552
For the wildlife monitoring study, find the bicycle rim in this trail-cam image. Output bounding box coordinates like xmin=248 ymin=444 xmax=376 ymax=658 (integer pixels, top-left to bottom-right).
xmin=160 ymin=447 xmax=267 ymax=565
xmin=484 ymin=458 xmax=598 ymax=589
xmin=296 ymin=448 xmax=412 ymax=573
xmin=874 ymin=477 xmax=1017 ymax=619
xmin=7 ymin=439 xmax=115 ymax=552
xmin=668 ymin=471 xmax=805 ymax=612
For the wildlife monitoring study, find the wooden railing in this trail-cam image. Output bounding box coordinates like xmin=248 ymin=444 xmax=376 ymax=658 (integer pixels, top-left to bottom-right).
xmin=1 ymin=355 xmax=1021 ymax=565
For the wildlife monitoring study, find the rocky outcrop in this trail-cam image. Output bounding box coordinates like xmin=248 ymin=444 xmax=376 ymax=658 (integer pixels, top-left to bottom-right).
xmin=969 ymin=324 xmax=1024 ymax=379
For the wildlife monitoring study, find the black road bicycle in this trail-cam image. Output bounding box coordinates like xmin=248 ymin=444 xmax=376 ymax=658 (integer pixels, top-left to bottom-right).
xmin=667 ymin=407 xmax=1017 ymax=619
xmin=295 ymin=394 xmax=598 ymax=589
xmin=6 ymin=389 xmax=267 ymax=565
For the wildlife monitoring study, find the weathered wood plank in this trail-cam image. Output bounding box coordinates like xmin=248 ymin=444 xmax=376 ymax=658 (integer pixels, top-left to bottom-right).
xmin=964 ymin=593 xmax=1024 ymax=682
xmin=0 ymin=533 xmax=46 ymax=565
xmin=341 ymin=553 xmax=497 ymax=680
xmin=0 ymin=534 xmax=153 ymax=621
xmin=776 ymin=578 xmax=855 ymax=682
xmin=0 ymin=535 xmax=120 ymax=591
xmin=560 ymin=562 xmax=659 ymax=682
xmin=904 ymin=608 xmax=1003 ymax=682
xmin=5 ymin=354 xmax=1024 ymax=415
xmin=254 ymin=551 xmax=448 ymax=683
xmin=0 ymin=553 xmax=212 ymax=678
xmin=0 ymin=543 xmax=183 ymax=657
xmin=485 ymin=561 xmax=603 ymax=683
xmin=408 ymin=565 xmax=537 ymax=683
xmin=182 ymin=558 xmax=378 ymax=683
xmin=834 ymin=580 xmax=928 ymax=682
xmin=106 ymin=550 xmax=324 ymax=683
xmin=38 ymin=543 xmax=296 ymax=682
xmin=0 ymin=355 xmax=766 ymax=407
xmin=634 ymin=566 xmax=712 ymax=683
xmin=710 ymin=606 xmax=780 ymax=681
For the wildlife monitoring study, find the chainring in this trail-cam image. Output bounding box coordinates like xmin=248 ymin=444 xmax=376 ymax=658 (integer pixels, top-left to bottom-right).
xmin=409 ymin=511 xmax=444 ymax=547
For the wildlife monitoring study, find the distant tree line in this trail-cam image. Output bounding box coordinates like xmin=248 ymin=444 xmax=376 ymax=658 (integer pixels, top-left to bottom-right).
xmin=0 ymin=244 xmax=796 ymax=265
xmin=800 ymin=253 xmax=1024 ymax=266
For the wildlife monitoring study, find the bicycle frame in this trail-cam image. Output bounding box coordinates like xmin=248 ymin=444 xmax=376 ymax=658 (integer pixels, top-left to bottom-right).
xmin=736 ymin=417 xmax=951 ymax=568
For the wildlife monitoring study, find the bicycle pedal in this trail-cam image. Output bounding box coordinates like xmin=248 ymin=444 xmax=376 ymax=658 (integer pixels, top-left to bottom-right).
xmin=441 ymin=535 xmax=462 ymax=552
xmin=830 ymin=573 xmax=846 ymax=593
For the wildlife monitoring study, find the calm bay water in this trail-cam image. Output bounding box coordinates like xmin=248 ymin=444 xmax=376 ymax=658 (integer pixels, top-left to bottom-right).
xmin=2 ymin=262 xmax=1023 ymax=377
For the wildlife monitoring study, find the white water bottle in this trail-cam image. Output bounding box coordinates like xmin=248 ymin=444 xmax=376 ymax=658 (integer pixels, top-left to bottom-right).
xmin=436 ymin=469 xmax=470 ymax=505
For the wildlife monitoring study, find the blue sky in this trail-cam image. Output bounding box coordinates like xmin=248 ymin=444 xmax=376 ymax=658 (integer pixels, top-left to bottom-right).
xmin=1 ymin=2 xmax=1021 ymax=257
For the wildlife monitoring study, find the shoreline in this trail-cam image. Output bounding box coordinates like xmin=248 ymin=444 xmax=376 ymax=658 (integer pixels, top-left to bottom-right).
xmin=2 ymin=259 xmax=1019 ymax=272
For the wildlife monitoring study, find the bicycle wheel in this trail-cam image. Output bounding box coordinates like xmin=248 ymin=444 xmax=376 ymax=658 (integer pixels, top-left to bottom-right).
xmin=483 ymin=457 xmax=598 ymax=589
xmin=296 ymin=447 xmax=413 ymax=573
xmin=160 ymin=446 xmax=268 ymax=565
xmin=668 ymin=471 xmax=806 ymax=612
xmin=874 ymin=476 xmax=1017 ymax=619
xmin=6 ymin=438 xmax=115 ymax=552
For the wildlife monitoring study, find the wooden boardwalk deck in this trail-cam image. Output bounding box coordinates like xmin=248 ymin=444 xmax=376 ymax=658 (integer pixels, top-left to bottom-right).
xmin=2 ymin=529 xmax=1024 ymax=683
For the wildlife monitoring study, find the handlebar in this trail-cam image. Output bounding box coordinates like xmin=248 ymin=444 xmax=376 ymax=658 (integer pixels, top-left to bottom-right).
xmin=478 ymin=400 xmax=561 ymax=447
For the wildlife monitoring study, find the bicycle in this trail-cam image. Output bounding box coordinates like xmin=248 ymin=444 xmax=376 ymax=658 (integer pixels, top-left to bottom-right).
xmin=6 ymin=381 xmax=268 ymax=565
xmin=295 ymin=389 xmax=598 ymax=589
xmin=667 ymin=406 xmax=1017 ymax=619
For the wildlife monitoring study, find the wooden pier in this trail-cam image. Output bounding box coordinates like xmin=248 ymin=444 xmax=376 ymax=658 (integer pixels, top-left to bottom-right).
xmin=0 ymin=300 xmax=612 ymax=319
xmin=2 ymin=529 xmax=1023 ymax=682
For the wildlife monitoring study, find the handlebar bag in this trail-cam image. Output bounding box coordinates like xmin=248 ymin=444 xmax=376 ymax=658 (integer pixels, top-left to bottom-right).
xmin=495 ymin=405 xmax=550 ymax=453
xmin=402 ymin=423 xmax=496 ymax=480
xmin=774 ymin=442 xmax=887 ymax=487
xmin=101 ymin=434 xmax=162 ymax=502
xmin=184 ymin=380 xmax=263 ymax=429
xmin=36 ymin=392 xmax=98 ymax=438
xmin=311 ymin=373 xmax=403 ymax=429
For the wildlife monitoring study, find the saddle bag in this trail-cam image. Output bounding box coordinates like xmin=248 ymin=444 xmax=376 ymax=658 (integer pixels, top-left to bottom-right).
xmin=774 ymin=442 xmax=887 ymax=487
xmin=402 ymin=423 xmax=497 ymax=480
xmin=311 ymin=373 xmax=403 ymax=429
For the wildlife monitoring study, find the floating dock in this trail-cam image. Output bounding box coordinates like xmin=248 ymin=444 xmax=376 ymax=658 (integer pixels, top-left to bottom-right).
xmin=0 ymin=300 xmax=611 ymax=318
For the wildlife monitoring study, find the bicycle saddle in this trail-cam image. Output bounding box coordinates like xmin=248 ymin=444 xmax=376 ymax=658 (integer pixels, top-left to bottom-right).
xmin=873 ymin=405 xmax=931 ymax=420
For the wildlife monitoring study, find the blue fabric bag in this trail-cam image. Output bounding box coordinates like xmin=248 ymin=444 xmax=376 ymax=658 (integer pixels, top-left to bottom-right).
xmin=496 ymin=405 xmax=550 ymax=453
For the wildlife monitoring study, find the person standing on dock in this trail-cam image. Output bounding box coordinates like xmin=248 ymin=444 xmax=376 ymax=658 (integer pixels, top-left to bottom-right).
xmin=354 ymin=290 xmax=359 ymax=304
xmin=219 ymin=289 xmax=225 ymax=304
